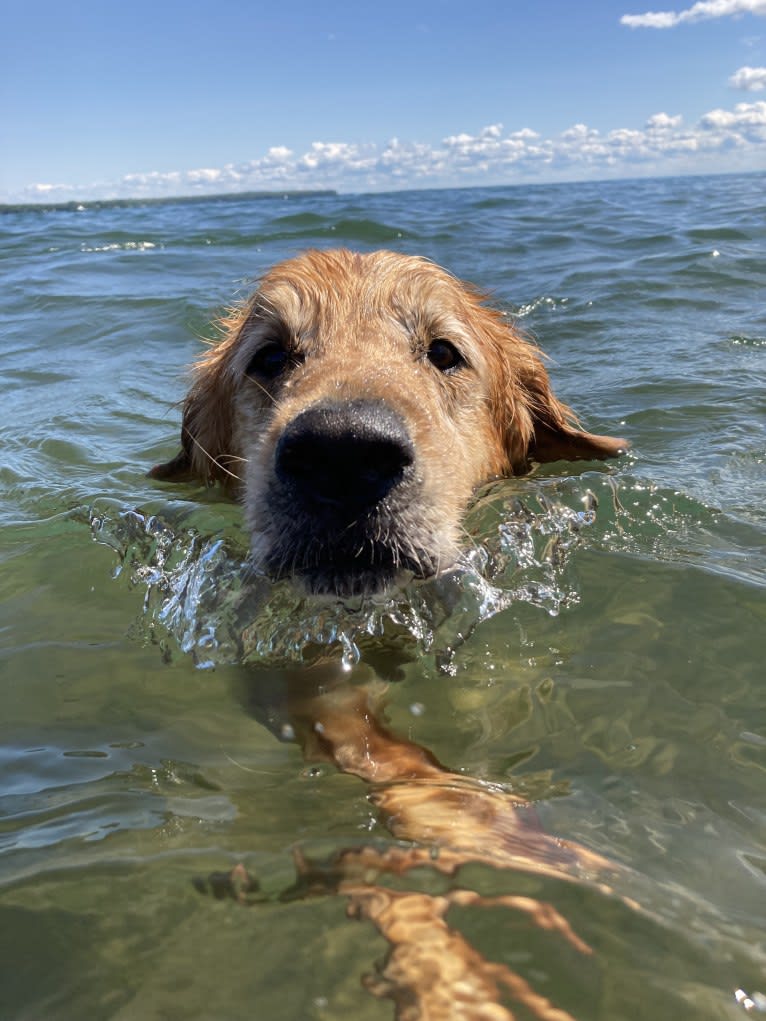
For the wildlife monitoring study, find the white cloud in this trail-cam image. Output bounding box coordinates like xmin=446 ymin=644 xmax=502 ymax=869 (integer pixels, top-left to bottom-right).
xmin=300 ymin=142 xmax=360 ymax=168
xmin=13 ymin=97 xmax=766 ymax=204
xmin=701 ymin=98 xmax=766 ymax=128
xmin=621 ymin=0 xmax=766 ymax=28
xmin=26 ymin=182 xmax=66 ymax=195
xmin=730 ymin=64 xmax=766 ymax=89
xmin=186 ymin=168 xmax=222 ymax=183
xmin=646 ymin=111 xmax=684 ymax=128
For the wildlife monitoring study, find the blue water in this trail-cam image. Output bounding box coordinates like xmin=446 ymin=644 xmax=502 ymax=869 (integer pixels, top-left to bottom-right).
xmin=1 ymin=174 xmax=765 ymax=1019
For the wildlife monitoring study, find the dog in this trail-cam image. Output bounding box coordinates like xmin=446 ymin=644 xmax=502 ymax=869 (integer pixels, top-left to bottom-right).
xmin=154 ymin=251 xmax=634 ymax=1018
xmin=151 ymin=249 xmax=627 ymax=597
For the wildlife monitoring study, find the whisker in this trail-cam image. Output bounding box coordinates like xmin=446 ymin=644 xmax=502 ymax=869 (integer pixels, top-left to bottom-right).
xmin=183 ymin=428 xmax=244 ymax=483
xmin=244 ymin=373 xmax=278 ymax=405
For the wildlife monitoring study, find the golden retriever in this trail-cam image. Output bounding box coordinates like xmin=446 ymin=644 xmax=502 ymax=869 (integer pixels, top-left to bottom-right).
xmin=155 ymin=250 xmax=633 ymax=1018
xmin=151 ymin=249 xmax=627 ymax=596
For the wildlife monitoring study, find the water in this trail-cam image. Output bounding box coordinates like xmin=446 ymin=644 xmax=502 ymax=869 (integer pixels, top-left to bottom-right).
xmin=1 ymin=174 xmax=765 ymax=1020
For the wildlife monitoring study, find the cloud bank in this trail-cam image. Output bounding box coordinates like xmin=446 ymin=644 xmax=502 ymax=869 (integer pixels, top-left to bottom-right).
xmin=17 ymin=100 xmax=766 ymax=204
xmin=621 ymin=0 xmax=766 ymax=28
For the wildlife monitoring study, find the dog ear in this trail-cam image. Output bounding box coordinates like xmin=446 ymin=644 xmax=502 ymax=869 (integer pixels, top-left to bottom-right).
xmin=494 ymin=319 xmax=628 ymax=474
xmin=149 ymin=321 xmax=242 ymax=486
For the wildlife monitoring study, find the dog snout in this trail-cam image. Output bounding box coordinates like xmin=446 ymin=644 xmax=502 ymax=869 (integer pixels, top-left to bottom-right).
xmin=274 ymin=399 xmax=415 ymax=516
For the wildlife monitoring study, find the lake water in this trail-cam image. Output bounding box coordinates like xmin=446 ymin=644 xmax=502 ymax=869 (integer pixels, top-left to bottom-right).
xmin=1 ymin=174 xmax=765 ymax=1020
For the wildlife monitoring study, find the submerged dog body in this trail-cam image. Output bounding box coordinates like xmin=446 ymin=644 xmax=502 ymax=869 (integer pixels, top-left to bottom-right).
xmin=152 ymin=249 xmax=626 ymax=595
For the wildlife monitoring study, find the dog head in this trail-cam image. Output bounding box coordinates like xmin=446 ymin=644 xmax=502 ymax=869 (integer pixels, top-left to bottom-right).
xmin=151 ymin=250 xmax=627 ymax=596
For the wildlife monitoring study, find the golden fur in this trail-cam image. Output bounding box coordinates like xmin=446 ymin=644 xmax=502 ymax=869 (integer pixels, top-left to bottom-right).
xmin=152 ymin=249 xmax=626 ymax=595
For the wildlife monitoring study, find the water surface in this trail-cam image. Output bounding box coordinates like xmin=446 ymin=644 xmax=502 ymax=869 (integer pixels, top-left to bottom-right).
xmin=1 ymin=174 xmax=765 ymax=1020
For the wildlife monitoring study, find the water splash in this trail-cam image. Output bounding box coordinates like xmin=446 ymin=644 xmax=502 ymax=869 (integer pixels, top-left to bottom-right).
xmin=88 ymin=478 xmax=603 ymax=673
xmin=89 ymin=472 xmax=748 ymax=672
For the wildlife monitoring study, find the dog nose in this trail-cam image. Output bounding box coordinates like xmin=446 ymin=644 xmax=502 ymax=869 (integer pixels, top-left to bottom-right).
xmin=274 ymin=400 xmax=415 ymax=514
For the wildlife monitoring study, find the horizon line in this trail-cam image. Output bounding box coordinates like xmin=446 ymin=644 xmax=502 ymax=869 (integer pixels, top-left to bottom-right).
xmin=3 ymin=167 xmax=765 ymax=214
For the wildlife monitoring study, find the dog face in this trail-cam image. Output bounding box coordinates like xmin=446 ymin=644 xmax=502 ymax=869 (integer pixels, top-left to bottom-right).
xmin=151 ymin=250 xmax=627 ymax=596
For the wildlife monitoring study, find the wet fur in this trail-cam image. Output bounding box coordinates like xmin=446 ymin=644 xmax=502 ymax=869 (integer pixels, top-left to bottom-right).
xmin=152 ymin=249 xmax=627 ymax=594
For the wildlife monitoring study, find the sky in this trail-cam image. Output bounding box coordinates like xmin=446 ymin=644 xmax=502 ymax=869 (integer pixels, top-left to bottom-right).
xmin=2 ymin=0 xmax=765 ymax=202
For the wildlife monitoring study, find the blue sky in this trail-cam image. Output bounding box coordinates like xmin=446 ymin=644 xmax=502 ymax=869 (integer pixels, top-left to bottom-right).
xmin=2 ymin=0 xmax=765 ymax=202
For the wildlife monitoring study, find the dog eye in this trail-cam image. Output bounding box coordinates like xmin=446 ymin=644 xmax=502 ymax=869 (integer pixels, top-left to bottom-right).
xmin=246 ymin=343 xmax=292 ymax=380
xmin=427 ymin=339 xmax=464 ymax=374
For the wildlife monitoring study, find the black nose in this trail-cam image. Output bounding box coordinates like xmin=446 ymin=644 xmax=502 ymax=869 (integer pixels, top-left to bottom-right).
xmin=274 ymin=400 xmax=415 ymax=516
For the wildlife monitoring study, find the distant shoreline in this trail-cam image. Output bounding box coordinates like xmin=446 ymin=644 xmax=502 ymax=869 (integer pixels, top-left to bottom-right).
xmin=0 ymin=189 xmax=338 ymax=214
xmin=3 ymin=168 xmax=764 ymax=215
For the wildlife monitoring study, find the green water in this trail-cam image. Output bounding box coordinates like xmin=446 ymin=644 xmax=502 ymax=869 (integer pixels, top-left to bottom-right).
xmin=1 ymin=176 xmax=765 ymax=1019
